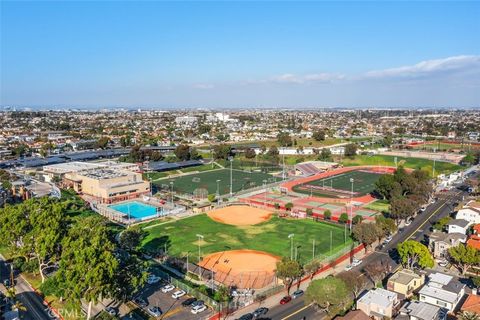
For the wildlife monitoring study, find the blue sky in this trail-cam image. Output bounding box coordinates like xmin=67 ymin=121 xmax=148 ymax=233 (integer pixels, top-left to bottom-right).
xmin=1 ymin=1 xmax=479 ymax=108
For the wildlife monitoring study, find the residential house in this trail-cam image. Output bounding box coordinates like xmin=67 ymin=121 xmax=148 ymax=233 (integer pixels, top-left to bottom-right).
xmin=428 ymin=231 xmax=467 ymax=259
xmin=398 ymin=300 xmax=446 ymax=320
xmin=447 ymin=219 xmax=472 ymax=235
xmin=387 ymin=269 xmax=425 ymax=298
xmin=467 ymin=234 xmax=480 ymax=250
xmin=456 ymin=203 xmax=480 ymax=225
xmin=418 ymin=272 xmax=465 ymax=312
xmin=460 ymin=294 xmax=480 ymax=315
xmin=357 ymin=288 xmax=399 ymax=319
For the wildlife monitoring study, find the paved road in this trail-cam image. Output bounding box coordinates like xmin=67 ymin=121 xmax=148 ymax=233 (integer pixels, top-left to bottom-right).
xmin=0 ymin=255 xmax=52 ymax=320
xmin=263 ymin=187 xmax=468 ymax=320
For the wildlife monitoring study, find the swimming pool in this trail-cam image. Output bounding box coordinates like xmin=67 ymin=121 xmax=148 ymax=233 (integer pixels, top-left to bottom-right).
xmin=109 ymin=201 xmax=160 ymax=220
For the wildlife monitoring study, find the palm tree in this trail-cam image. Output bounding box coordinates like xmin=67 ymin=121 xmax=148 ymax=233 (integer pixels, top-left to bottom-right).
xmin=459 ymin=311 xmax=480 ymax=320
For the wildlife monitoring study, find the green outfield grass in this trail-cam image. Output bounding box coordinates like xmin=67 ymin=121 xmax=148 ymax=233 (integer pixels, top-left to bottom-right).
xmin=154 ymin=168 xmax=279 ymax=195
xmin=293 ymin=169 xmax=383 ymax=198
xmin=364 ymin=199 xmax=390 ymax=213
xmin=409 ymin=141 xmax=480 ymax=151
xmin=340 ymin=155 xmax=462 ymax=176
xmin=141 ymin=214 xmax=352 ymax=264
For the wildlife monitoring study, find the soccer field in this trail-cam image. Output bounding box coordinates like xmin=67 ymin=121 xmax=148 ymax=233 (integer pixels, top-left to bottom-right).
xmin=293 ymin=170 xmax=383 ymax=198
xmin=154 ymin=168 xmax=279 ymax=196
xmin=141 ymin=214 xmax=352 ymax=264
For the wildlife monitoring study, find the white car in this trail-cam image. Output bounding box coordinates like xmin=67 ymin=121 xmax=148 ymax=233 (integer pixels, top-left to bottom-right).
xmin=171 ymin=290 xmax=186 ymax=299
xmin=352 ymin=258 xmax=362 ymax=267
xmin=191 ymin=304 xmax=207 ymax=314
xmin=405 ymin=219 xmax=412 ymax=226
xmin=147 ymin=306 xmax=162 ymax=317
xmin=161 ymin=284 xmax=175 ymax=293
xmin=383 ymin=235 xmax=393 ymax=243
xmin=438 ymin=260 xmax=449 ymax=267
xmin=344 ymin=264 xmax=353 ymax=271
xmin=147 ymin=275 xmax=161 ymax=284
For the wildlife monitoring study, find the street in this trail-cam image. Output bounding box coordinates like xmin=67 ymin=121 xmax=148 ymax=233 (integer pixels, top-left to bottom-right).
xmin=260 ymin=187 xmax=468 ymax=320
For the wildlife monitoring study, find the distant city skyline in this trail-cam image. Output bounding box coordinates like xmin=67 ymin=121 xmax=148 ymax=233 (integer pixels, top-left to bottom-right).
xmin=1 ymin=1 xmax=479 ymax=108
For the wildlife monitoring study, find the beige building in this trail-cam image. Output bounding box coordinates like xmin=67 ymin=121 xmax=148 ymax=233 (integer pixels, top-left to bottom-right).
xmin=65 ymin=169 xmax=149 ymax=203
xmin=357 ymin=288 xmax=399 ymax=319
xmin=387 ymin=269 xmax=425 ymax=298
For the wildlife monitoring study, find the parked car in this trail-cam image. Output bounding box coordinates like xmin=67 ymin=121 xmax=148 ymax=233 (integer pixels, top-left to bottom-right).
xmin=280 ymin=296 xmax=292 ymax=305
xmin=161 ymin=284 xmax=175 ymax=293
xmin=105 ymin=307 xmax=117 ymax=316
xmin=344 ymin=264 xmax=353 ymax=271
xmin=253 ymin=307 xmax=269 ymax=317
xmin=191 ymin=300 xmax=205 ymax=308
xmin=147 ymin=275 xmax=161 ymax=284
xmin=405 ymin=219 xmax=412 ymax=226
xmin=292 ymin=290 xmax=304 ymax=299
xmin=133 ymin=297 xmax=148 ymax=307
xmin=237 ymin=313 xmax=254 ymax=320
xmin=383 ymin=235 xmax=393 ymax=243
xmin=438 ymin=260 xmax=449 ymax=267
xmin=191 ymin=304 xmax=207 ymax=314
xmin=147 ymin=306 xmax=162 ymax=317
xmin=2 ymin=279 xmax=11 ymax=288
xmin=352 ymin=258 xmax=362 ymax=267
xmin=171 ymin=290 xmax=186 ymax=299
xmin=181 ymin=297 xmax=197 ymax=307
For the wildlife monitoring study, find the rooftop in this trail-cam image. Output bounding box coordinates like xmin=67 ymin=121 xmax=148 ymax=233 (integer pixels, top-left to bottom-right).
xmin=358 ymin=288 xmax=397 ymax=309
xmin=82 ymin=169 xmax=129 ymax=180
xmin=399 ymin=301 xmax=444 ymax=320
xmin=389 ymin=269 xmax=423 ymax=285
xmin=461 ymin=294 xmax=480 ymax=314
xmin=447 ymin=219 xmax=471 ymax=228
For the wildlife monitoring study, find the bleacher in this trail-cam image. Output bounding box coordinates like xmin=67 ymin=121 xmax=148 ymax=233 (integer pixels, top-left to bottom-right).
xmin=295 ymin=162 xmax=322 ymax=176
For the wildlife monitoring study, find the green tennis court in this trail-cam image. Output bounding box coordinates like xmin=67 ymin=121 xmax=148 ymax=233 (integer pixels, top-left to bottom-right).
xmin=155 ymin=169 xmax=279 ymax=196
xmin=293 ymin=169 xmax=384 ymax=198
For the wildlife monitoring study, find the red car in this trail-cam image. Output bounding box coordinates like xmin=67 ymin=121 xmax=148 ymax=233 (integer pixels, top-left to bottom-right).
xmin=280 ymin=296 xmax=292 ymax=305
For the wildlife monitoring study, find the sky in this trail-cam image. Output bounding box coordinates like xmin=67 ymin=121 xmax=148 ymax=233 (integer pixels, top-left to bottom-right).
xmin=1 ymin=1 xmax=479 ymax=109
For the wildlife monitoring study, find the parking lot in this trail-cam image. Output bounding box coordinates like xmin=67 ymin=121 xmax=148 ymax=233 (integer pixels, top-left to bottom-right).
xmin=131 ymin=279 xmax=214 ymax=320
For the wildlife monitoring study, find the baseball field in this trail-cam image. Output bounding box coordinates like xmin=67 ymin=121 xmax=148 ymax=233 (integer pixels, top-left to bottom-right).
xmin=141 ymin=209 xmax=352 ymax=265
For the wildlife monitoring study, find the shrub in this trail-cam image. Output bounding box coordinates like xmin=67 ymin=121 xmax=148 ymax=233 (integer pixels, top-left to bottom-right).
xmin=323 ymin=210 xmax=332 ymax=220
xmin=338 ymin=213 xmax=349 ymax=224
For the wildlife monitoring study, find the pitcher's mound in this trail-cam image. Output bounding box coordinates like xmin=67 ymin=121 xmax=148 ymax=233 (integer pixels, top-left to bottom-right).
xmin=199 ymin=249 xmax=279 ymax=289
xmin=207 ymin=205 xmax=273 ymax=226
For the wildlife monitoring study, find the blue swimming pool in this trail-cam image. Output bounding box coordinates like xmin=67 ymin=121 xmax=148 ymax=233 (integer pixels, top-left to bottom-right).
xmin=109 ymin=201 xmax=159 ymax=220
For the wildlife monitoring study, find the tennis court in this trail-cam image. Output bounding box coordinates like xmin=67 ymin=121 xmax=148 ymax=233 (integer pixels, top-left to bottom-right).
xmin=155 ymin=168 xmax=279 ymax=196
xmin=292 ymin=169 xmax=383 ymax=198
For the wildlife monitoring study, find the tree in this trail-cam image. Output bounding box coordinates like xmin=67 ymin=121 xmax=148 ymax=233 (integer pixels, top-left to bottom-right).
xmin=207 ymin=194 xmax=216 ymax=202
xmin=459 ymin=312 xmax=480 ymax=320
xmin=57 ymin=216 xmax=119 ymax=319
xmin=338 ymin=270 xmax=368 ymax=300
xmin=213 ymin=144 xmax=232 ymax=160
xmin=304 ymin=259 xmax=322 ymax=280
xmin=213 ymin=285 xmax=231 ymax=303
xmin=96 ymin=137 xmax=110 ymax=149
xmin=244 ymin=148 xmax=256 ymax=159
xmin=448 ymin=244 xmax=480 ymax=275
xmin=119 ymin=227 xmax=146 ymax=252
xmin=306 ymin=208 xmax=313 ymax=216
xmin=397 ymin=240 xmax=434 ymax=270
xmin=353 ymin=222 xmax=380 ymax=252
xmin=344 ymin=144 xmax=357 ymax=158
xmin=389 ymin=197 xmax=417 ymax=222
xmin=375 ymin=216 xmax=396 ymax=241
xmin=312 ymin=130 xmax=326 ymax=141
xmin=352 ymin=215 xmax=363 ymax=225
xmin=174 ymin=144 xmax=191 ymax=161
xmin=318 ymin=148 xmax=332 ymax=161
xmin=285 ymin=202 xmax=293 ymax=211
xmin=433 ymin=216 xmax=451 ymax=231
xmin=277 ymin=132 xmax=293 ymax=147
xmin=305 ymin=277 xmax=352 ymax=316
xmin=276 ymin=258 xmax=303 ymax=294
xmin=364 ymin=259 xmax=390 ymax=285
xmin=266 ymin=146 xmax=280 ymax=164
xmin=338 ymin=213 xmax=349 ymax=224
xmin=323 ymin=210 xmax=332 ymax=220
xmin=274 ymin=203 xmax=280 ymax=210
xmin=374 ymin=175 xmax=396 ymax=200
xmin=382 ymin=134 xmax=393 ymax=147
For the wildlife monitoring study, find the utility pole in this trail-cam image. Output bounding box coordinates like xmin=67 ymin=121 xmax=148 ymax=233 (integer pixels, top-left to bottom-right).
xmin=349 ymin=178 xmax=354 ymax=232
xmin=312 ymin=239 xmax=315 ymax=260
xmin=288 ymin=234 xmax=294 ymax=260
xmin=196 ymin=234 xmax=204 ymax=276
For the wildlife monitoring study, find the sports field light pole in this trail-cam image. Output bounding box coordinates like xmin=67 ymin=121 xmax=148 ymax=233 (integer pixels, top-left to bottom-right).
xmin=170 ymin=181 xmax=174 ymax=207
xmin=263 ymin=179 xmax=267 ymax=208
xmin=186 ymin=251 xmax=190 ymax=274
xmin=312 ymin=239 xmax=315 ymax=260
xmin=349 ymin=178 xmax=354 ymax=232
xmin=295 ymin=245 xmax=301 ymax=261
xmin=196 ymin=234 xmax=204 ymax=277
xmin=288 ymin=234 xmax=294 ymax=260
xmin=216 ymin=179 xmax=221 ymax=204
xmin=229 ymin=157 xmax=233 ymax=196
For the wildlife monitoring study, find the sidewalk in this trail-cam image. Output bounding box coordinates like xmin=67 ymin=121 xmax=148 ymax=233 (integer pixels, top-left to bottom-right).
xmin=222 ymin=247 xmax=369 ymax=319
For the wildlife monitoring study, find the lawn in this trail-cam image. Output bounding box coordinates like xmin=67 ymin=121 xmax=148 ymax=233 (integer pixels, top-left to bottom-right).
xmin=340 ymin=155 xmax=462 ymax=176
xmin=409 ymin=141 xmax=480 ymax=152
xmin=292 ymin=169 xmax=383 ymax=198
xmin=141 ymin=214 xmax=353 ymax=264
xmin=154 ymin=168 xmax=279 ymax=195
xmin=364 ymin=199 xmax=390 ymax=213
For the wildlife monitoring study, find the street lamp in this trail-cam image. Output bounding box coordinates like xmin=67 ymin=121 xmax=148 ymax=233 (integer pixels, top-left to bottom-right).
xmin=349 ymin=178 xmax=354 ymax=232
xmin=295 ymin=245 xmax=302 ymax=261
xmin=196 ymin=234 xmax=204 ymax=266
xmin=288 ymin=234 xmax=294 ymax=260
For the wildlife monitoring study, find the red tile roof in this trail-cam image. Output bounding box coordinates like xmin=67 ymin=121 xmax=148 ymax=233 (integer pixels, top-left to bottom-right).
xmin=462 ymin=294 xmax=480 ymax=314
